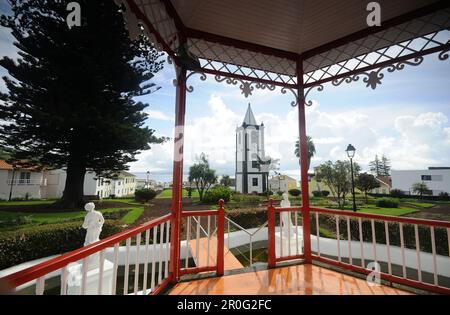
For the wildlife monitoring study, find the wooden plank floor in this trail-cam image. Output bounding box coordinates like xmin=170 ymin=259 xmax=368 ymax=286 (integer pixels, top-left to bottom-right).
xmin=170 ymin=264 xmax=412 ymax=295
xmin=188 ymin=237 xmax=244 ymax=271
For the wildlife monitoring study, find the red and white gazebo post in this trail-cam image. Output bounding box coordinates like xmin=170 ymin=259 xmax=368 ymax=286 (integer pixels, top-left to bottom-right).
xmin=169 ymin=64 xmax=187 ymax=282
xmin=297 ymin=58 xmax=312 ymax=263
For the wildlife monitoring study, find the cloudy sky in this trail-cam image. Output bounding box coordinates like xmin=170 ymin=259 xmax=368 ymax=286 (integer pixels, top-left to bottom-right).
xmin=1 ymin=4 xmax=449 ymax=182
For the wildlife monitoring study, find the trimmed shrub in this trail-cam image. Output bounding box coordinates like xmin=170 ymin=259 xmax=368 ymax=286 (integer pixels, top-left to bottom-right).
xmin=203 ymin=186 xmax=232 ymax=204
xmin=288 ymin=189 xmax=301 ymax=197
xmin=321 ymin=190 xmax=330 ymax=197
xmin=231 ymin=194 xmax=262 ymax=203
xmin=134 ymin=189 xmax=157 ymax=202
xmin=312 ymin=190 xmax=330 ymax=197
xmin=390 ymin=189 xmax=405 ymax=198
xmin=0 ymin=220 xmax=122 ymax=270
xmin=376 ymin=197 xmax=399 ymax=208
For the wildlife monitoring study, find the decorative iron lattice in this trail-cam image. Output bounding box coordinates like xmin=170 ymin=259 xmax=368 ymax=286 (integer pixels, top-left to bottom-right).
xmin=187 ymin=38 xmax=297 ymax=87
xmin=331 ymin=56 xmax=424 ymax=90
xmin=303 ymin=8 xmax=450 ymax=87
xmin=185 ymin=71 xmax=299 ymax=107
xmin=115 ymin=0 xmax=180 ymax=53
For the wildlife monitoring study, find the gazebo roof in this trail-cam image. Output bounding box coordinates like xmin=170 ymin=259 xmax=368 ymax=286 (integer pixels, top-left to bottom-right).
xmin=119 ymin=0 xmax=449 ymax=95
xmin=171 ymin=0 xmax=439 ymax=55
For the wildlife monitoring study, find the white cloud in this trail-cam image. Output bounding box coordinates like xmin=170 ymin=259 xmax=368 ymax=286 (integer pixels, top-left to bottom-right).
xmin=145 ymin=109 xmax=174 ymax=121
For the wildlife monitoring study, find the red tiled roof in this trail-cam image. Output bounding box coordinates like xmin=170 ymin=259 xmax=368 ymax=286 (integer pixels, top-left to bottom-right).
xmin=0 ymin=160 xmax=13 ymax=170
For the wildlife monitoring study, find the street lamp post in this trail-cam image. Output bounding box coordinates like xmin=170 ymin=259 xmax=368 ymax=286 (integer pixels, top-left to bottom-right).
xmin=146 ymin=171 xmax=150 ymax=189
xmin=346 ymin=144 xmax=357 ymax=212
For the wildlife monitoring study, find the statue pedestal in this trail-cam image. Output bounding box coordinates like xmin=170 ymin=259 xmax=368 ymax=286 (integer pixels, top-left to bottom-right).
xmin=275 ymin=229 xmax=303 ymax=258
xmin=66 ymin=258 xmax=114 ymax=295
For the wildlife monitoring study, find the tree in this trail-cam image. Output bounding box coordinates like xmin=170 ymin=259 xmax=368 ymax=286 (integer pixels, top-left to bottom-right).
xmin=0 ymin=146 xmax=11 ymax=160
xmin=188 ymin=153 xmax=217 ymax=201
xmin=220 ymin=175 xmax=232 ymax=187
xmin=369 ymin=154 xmax=391 ymax=176
xmin=355 ymin=173 xmax=380 ymax=203
xmin=411 ymin=182 xmax=430 ymax=197
xmin=380 ymin=155 xmax=391 ymax=176
xmin=295 ymin=136 xmax=316 ymax=170
xmin=369 ymin=155 xmax=381 ymax=176
xmin=315 ymin=160 xmax=360 ymax=209
xmin=0 ymin=1 xmax=165 ymax=208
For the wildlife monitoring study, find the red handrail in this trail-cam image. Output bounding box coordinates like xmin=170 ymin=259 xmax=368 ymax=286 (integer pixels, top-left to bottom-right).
xmin=2 ymin=214 xmax=172 ymax=287
xmin=179 ymin=202 xmax=225 ymax=277
xmin=181 ymin=209 xmax=220 ymax=217
xmin=310 ymin=206 xmax=450 ymax=228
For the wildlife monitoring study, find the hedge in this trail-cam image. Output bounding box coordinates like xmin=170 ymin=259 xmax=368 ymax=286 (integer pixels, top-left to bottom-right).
xmin=288 ymin=189 xmax=301 ymax=197
xmin=203 ymin=186 xmax=232 ymax=204
xmin=375 ymin=197 xmax=399 ymax=208
xmin=0 ymin=220 xmax=122 ymax=270
xmin=134 ymin=189 xmax=157 ymax=202
xmin=310 ymin=215 xmax=449 ymax=256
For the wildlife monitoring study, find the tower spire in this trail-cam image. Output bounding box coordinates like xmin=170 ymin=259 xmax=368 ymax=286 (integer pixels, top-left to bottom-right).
xmin=243 ymin=103 xmax=257 ymax=126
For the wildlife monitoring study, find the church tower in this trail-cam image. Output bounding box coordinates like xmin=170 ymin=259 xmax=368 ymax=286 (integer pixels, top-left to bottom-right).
xmin=235 ymin=104 xmax=267 ymax=194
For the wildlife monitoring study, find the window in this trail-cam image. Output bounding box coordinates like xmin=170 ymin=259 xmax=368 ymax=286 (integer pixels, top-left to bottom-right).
xmin=19 ymin=172 xmax=31 ymax=185
xmin=252 ymin=178 xmax=258 ymax=186
xmin=252 ymin=161 xmax=259 ymax=169
xmin=421 ymin=175 xmax=432 ymax=181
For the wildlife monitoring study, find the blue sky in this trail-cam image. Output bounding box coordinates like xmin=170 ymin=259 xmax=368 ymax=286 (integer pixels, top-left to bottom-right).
xmin=1 ymin=5 xmax=449 ymax=182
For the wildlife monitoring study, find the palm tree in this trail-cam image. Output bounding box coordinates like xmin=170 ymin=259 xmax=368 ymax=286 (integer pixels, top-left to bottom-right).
xmin=295 ymin=136 xmax=316 ymax=170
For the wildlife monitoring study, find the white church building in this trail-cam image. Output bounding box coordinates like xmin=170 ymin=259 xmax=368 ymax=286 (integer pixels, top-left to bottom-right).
xmin=235 ymin=104 xmax=268 ymax=194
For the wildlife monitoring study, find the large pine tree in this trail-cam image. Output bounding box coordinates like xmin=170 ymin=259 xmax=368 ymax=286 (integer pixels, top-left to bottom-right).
xmin=0 ymin=0 xmax=165 ymax=208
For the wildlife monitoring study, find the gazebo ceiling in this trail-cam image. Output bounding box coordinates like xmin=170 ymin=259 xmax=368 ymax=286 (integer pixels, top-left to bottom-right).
xmin=171 ymin=0 xmax=438 ymax=55
xmin=121 ymin=0 xmax=449 ymax=90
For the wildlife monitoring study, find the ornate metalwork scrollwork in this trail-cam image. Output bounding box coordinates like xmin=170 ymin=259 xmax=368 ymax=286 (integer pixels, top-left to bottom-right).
xmin=280 ymin=88 xmax=298 ymax=107
xmin=303 ymin=85 xmax=324 ymax=106
xmin=214 ymin=75 xmax=276 ymax=97
xmin=438 ymin=40 xmax=450 ymax=61
xmin=185 ymin=71 xmax=207 ymax=92
xmin=332 ymin=57 xmax=424 ymax=90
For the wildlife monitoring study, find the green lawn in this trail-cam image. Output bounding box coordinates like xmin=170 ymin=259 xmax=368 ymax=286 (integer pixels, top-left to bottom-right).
xmin=357 ymin=206 xmax=419 ymax=216
xmin=0 ymin=200 xmax=55 ymax=206
xmin=0 ymin=207 xmax=144 ymax=229
xmin=101 ymin=198 xmax=145 ymax=206
xmin=403 ymin=202 xmax=435 ymax=208
xmin=156 ymin=188 xmax=200 ymax=199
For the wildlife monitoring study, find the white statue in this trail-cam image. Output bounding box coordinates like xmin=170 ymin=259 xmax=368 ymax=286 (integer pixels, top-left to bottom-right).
xmin=82 ymin=202 xmax=105 ymax=246
xmin=280 ymin=193 xmax=295 ymax=237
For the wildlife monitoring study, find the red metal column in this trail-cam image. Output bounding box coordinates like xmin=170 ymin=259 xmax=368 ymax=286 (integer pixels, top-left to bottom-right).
xmin=216 ymin=199 xmax=225 ymax=276
xmin=169 ymin=66 xmax=187 ymax=282
xmin=267 ymin=198 xmax=276 ymax=268
xmin=297 ymin=59 xmax=312 ymax=263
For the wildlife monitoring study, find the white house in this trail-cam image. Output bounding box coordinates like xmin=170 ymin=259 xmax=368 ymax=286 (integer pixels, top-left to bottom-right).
xmin=112 ymin=171 xmax=136 ymax=197
xmin=45 ymin=170 xmax=113 ymax=199
xmin=369 ymin=176 xmax=392 ymax=195
xmin=235 ymin=104 xmax=267 ymax=194
xmin=0 ymin=160 xmax=47 ymax=200
xmin=45 ymin=170 xmax=136 ymax=199
xmin=391 ymin=167 xmax=450 ymax=196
